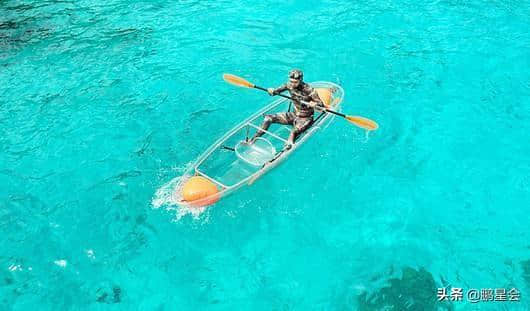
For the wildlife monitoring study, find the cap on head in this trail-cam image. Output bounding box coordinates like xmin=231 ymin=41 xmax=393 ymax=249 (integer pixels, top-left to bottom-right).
xmin=289 ymin=69 xmax=303 ymax=81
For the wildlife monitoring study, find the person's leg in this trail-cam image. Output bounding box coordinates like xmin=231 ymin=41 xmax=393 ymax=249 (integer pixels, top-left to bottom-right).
xmin=249 ymin=115 xmax=273 ymax=142
xmin=285 ymin=117 xmax=313 ymax=148
xmin=249 ymin=112 xmax=294 ymax=143
xmin=286 ymin=131 xmax=297 ymax=147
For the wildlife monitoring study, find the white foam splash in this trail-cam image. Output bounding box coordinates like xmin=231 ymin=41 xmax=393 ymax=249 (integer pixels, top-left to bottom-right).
xmin=86 ymin=249 xmax=95 ymax=259
xmin=151 ymin=176 xmax=181 ymax=209
xmin=363 ymin=129 xmax=372 ymax=142
xmin=151 ymin=167 xmax=209 ymax=220
xmin=54 ymin=259 xmax=67 ymax=268
xmin=8 ymin=264 xmax=22 ymax=271
xmin=166 ymin=204 xmax=207 ymax=220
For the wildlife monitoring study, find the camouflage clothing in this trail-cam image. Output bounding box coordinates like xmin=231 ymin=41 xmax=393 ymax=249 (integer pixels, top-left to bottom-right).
xmin=250 ymin=78 xmax=324 ymax=147
xmin=271 ymin=81 xmax=324 ymax=118
xmin=266 ymin=111 xmax=313 ymax=133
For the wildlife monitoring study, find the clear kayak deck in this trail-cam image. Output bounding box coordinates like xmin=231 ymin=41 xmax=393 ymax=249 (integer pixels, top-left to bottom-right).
xmin=176 ymin=81 xmax=344 ymax=206
xmin=234 ymin=137 xmax=277 ymax=167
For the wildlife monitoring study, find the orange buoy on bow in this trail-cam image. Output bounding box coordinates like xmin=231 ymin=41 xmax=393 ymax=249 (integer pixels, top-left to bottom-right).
xmin=181 ymin=176 xmax=219 ymax=206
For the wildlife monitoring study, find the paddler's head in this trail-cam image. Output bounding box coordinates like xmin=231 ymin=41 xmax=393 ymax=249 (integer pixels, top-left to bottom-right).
xmin=288 ymin=69 xmax=303 ymax=88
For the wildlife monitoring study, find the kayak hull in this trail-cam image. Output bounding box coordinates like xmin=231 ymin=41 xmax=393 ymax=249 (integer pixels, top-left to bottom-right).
xmin=175 ymin=81 xmax=344 ymax=207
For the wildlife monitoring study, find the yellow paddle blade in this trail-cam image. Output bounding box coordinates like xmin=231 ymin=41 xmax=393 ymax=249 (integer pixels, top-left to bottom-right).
xmin=222 ymin=73 xmax=255 ymax=88
xmin=345 ymin=115 xmax=379 ymax=131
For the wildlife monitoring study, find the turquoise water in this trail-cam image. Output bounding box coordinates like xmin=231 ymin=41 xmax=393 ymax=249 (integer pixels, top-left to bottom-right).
xmin=1 ymin=0 xmax=530 ymax=309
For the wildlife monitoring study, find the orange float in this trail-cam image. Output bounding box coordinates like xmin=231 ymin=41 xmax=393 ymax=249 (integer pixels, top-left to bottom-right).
xmin=181 ymin=176 xmax=219 ymax=207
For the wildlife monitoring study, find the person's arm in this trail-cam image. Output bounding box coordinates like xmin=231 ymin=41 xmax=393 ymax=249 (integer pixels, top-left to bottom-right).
xmin=267 ymin=84 xmax=288 ymax=96
xmin=306 ymin=87 xmax=324 ymax=108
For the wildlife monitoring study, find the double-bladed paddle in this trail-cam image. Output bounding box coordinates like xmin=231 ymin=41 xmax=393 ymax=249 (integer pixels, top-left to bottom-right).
xmin=222 ymin=73 xmax=379 ymax=131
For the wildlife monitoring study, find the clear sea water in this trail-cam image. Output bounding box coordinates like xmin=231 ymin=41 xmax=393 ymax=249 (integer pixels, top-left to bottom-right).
xmin=1 ymin=0 xmax=529 ymax=310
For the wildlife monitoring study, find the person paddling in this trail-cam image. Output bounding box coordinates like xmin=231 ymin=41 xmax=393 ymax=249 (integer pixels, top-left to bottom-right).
xmin=247 ymin=69 xmax=324 ymax=149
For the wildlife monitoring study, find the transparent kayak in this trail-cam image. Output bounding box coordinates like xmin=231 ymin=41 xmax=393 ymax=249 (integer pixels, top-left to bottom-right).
xmin=175 ymin=82 xmax=344 ymax=207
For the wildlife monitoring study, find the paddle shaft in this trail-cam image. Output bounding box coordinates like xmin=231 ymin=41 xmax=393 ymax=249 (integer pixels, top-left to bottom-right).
xmin=252 ymin=85 xmax=346 ymax=118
